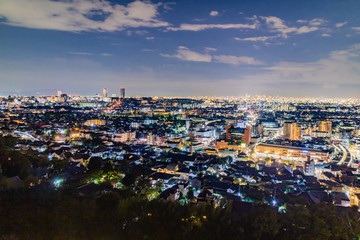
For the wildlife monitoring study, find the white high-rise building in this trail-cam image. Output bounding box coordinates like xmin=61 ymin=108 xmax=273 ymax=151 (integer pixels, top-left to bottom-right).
xmin=103 ymin=88 xmax=108 ymax=98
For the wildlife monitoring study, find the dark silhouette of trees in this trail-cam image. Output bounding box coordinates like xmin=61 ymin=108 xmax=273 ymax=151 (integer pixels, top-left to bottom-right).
xmin=1 ymin=185 xmax=359 ymax=240
xmin=87 ymin=157 xmax=102 ymax=172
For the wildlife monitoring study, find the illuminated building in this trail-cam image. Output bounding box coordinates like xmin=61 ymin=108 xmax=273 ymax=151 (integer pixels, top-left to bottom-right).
xmin=312 ymin=131 xmax=331 ymax=138
xmin=290 ymin=123 xmax=301 ymax=140
xmin=304 ymin=158 xmax=315 ymax=176
xmin=120 ymin=88 xmax=125 ymax=98
xmin=103 ymin=88 xmax=108 ymax=98
xmin=225 ymin=125 xmax=232 ymax=142
xmin=304 ymin=126 xmax=313 ymax=135
xmin=225 ymin=125 xmax=252 ymax=146
xmin=317 ymin=120 xmax=332 ymax=138
xmin=318 ymin=121 xmax=332 ymax=132
xmin=57 ymin=90 xmax=62 ymax=98
xmin=59 ymin=93 xmax=68 ymax=102
xmin=113 ymin=131 xmax=136 ymax=142
xmin=84 ymin=119 xmax=106 ymax=126
xmin=216 ymin=141 xmax=245 ymax=150
xmin=283 ymin=122 xmax=292 ymax=139
xmin=283 ymin=122 xmax=301 ymax=140
xmin=255 ymin=143 xmax=329 ymax=162
xmin=147 ymin=133 xmax=156 ymax=145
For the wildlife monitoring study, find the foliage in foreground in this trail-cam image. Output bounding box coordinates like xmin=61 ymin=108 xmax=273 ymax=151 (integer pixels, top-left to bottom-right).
xmin=0 ymin=185 xmax=360 ymax=240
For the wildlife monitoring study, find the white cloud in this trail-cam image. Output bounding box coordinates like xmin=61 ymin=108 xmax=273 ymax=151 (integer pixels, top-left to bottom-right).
xmin=161 ymin=46 xmax=262 ymax=65
xmin=297 ymin=18 xmax=326 ymax=26
xmin=234 ymin=36 xmax=276 ymax=42
xmin=69 ymin=52 xmax=93 ymax=56
xmin=167 ymin=22 xmax=258 ymax=31
xmin=261 ymin=16 xmax=319 ymax=37
xmin=0 ymin=0 xmax=169 ymax=32
xmin=309 ymin=18 xmax=327 ymax=26
xmin=101 ymin=53 xmax=112 ymax=56
xmin=159 ymin=2 xmax=176 ymax=11
xmin=336 ymin=21 xmax=348 ymax=28
xmin=134 ymin=30 xmax=149 ymax=35
xmin=322 ymin=33 xmax=331 ymax=37
xmin=145 ymin=36 xmax=155 ymax=40
xmin=161 ymin=46 xmax=212 ymax=62
xmin=205 ymin=47 xmax=217 ymax=52
xmin=209 ymin=11 xmax=219 ymax=16
xmin=352 ymin=27 xmax=360 ymax=32
xmin=242 ymin=44 xmax=360 ymax=87
xmin=296 ymin=26 xmax=319 ymax=34
xmin=214 ymin=55 xmax=263 ymax=65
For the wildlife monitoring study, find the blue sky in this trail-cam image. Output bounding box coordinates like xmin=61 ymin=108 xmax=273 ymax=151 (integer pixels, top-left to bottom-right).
xmin=0 ymin=0 xmax=360 ymax=97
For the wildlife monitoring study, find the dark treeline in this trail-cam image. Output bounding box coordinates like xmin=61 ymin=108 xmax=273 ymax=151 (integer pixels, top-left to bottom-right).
xmin=0 ymin=185 xmax=360 ymax=240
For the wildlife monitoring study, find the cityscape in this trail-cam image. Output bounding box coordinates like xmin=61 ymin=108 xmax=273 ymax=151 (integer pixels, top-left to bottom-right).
xmin=1 ymin=90 xmax=360 ymax=238
xmin=1 ymin=0 xmax=360 ymax=239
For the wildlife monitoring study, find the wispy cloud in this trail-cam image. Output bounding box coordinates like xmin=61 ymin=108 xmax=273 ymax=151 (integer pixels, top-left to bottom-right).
xmin=261 ymin=16 xmax=320 ymax=37
xmin=101 ymin=53 xmax=112 ymax=57
xmin=0 ymin=0 xmax=169 ymax=32
xmin=159 ymin=2 xmax=176 ymax=12
xmin=336 ymin=21 xmax=348 ymax=28
xmin=161 ymin=46 xmax=212 ymax=62
xmin=352 ymin=27 xmax=360 ymax=33
xmin=234 ymin=36 xmax=277 ymax=42
xmin=161 ymin=46 xmax=262 ymax=65
xmin=214 ymin=55 xmax=263 ymax=65
xmin=243 ymin=44 xmax=360 ymax=88
xmin=298 ymin=18 xmax=327 ymax=26
xmin=145 ymin=36 xmax=155 ymax=40
xmin=205 ymin=47 xmax=217 ymax=52
xmin=69 ymin=52 xmax=93 ymax=56
xmin=322 ymin=33 xmax=331 ymax=37
xmin=127 ymin=30 xmax=149 ymax=36
xmin=209 ymin=11 xmax=219 ymax=17
xmin=167 ymin=22 xmax=258 ymax=31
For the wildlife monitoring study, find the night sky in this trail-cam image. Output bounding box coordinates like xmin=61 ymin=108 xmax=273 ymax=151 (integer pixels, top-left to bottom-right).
xmin=0 ymin=0 xmax=360 ymax=97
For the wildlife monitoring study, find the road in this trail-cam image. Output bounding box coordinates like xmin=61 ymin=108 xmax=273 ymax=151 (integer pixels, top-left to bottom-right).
xmin=336 ymin=144 xmax=347 ymax=166
xmin=336 ymin=144 xmax=353 ymax=167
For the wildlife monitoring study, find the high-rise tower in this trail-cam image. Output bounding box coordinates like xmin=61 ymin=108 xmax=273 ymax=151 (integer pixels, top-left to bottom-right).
xmin=120 ymin=88 xmax=125 ymax=99
xmin=103 ymin=88 xmax=108 ymax=98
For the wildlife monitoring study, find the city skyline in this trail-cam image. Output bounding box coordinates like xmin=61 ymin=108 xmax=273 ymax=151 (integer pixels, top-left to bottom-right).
xmin=1 ymin=0 xmax=360 ymax=97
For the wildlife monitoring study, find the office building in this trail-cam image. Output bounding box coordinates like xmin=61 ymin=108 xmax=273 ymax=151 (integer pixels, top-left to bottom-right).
xmin=103 ymin=88 xmax=108 ymax=98
xmin=225 ymin=125 xmax=252 ymax=146
xmin=283 ymin=122 xmax=301 ymax=140
xmin=120 ymin=88 xmax=125 ymax=98
xmin=283 ymin=122 xmax=292 ymax=139
xmin=318 ymin=121 xmax=332 ymax=133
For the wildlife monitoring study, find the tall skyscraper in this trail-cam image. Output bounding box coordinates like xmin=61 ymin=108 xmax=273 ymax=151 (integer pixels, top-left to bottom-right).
xmin=103 ymin=88 xmax=108 ymax=98
xmin=57 ymin=90 xmax=62 ymax=98
xmin=120 ymin=88 xmax=125 ymax=98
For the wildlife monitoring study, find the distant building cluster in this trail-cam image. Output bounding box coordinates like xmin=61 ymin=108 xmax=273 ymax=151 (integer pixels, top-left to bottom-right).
xmin=1 ymin=93 xmax=360 ymax=208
